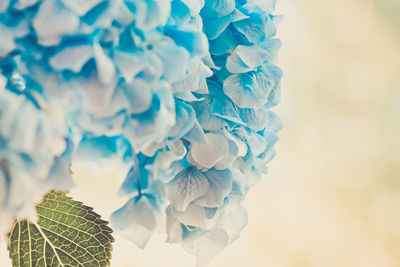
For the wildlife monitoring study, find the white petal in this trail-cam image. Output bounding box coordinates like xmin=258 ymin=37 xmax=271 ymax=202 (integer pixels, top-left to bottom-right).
xmin=49 ymin=45 xmax=93 ymax=72
xmin=173 ymin=204 xmax=219 ymax=230
xmin=166 ymin=206 xmax=183 ymax=244
xmin=116 ymin=224 xmax=153 ymax=249
xmin=94 ymin=44 xmax=115 ymax=84
xmin=195 ymin=229 xmax=229 ymax=266
xmin=33 ymin=0 xmax=79 ymax=46
xmin=218 ymin=203 xmax=248 ymax=242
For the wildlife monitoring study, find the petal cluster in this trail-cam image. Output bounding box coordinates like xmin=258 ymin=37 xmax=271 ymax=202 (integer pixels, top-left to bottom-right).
xmin=0 ymin=0 xmax=282 ymax=263
xmin=0 ymin=71 xmax=73 ymax=234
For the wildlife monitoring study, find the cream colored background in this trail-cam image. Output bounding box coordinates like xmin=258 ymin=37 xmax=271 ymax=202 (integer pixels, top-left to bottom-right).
xmin=2 ymin=0 xmax=400 ymax=266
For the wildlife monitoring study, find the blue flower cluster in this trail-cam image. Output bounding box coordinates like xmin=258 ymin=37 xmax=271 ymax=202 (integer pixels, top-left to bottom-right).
xmin=0 ymin=0 xmax=281 ymax=263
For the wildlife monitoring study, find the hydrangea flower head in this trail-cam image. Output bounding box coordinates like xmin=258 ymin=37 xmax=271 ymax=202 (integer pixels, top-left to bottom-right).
xmin=0 ymin=0 xmax=282 ymax=264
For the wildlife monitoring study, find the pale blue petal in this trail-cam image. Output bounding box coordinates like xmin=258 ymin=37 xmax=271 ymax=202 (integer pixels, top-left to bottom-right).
xmin=73 ymin=135 xmax=118 ymax=160
xmin=94 ymin=44 xmax=115 ymax=84
xmin=0 ymin=25 xmax=15 ymax=56
xmin=189 ymin=133 xmax=229 ymax=169
xmin=239 ymin=106 xmax=268 ymax=131
xmin=214 ymin=139 xmax=238 ymax=170
xmin=195 ymin=168 xmax=232 ymax=207
xmin=174 ymin=91 xmax=204 ymax=102
xmin=114 ymin=51 xmax=151 ymax=83
xmin=117 ymin=164 xmax=150 ymax=196
xmin=166 ymin=167 xmax=209 ymax=211
xmin=60 ymin=0 xmax=102 ymax=16
xmin=166 ymin=206 xmax=183 ymax=243
xmin=233 ymin=45 xmax=269 ymax=69
xmin=191 ymin=98 xmax=228 ymax=131
xmin=183 ymin=119 xmax=208 ymax=144
xmin=111 ymin=195 xmax=160 ymax=248
xmin=118 ymin=79 xmax=153 ymax=114
xmin=49 ymin=45 xmax=93 ymax=73
xmin=231 ymin=8 xmax=248 ymax=22
xmin=266 ymin=110 xmax=283 ymax=132
xmin=246 ymin=132 xmax=267 ymax=157
xmin=47 ymin=157 xmax=75 ymax=191
xmin=155 ymin=41 xmax=191 ymax=83
xmin=208 ymin=84 xmax=244 ymax=125
xmin=168 ymin=100 xmax=196 ymax=141
xmin=180 ymin=0 xmax=204 ymax=16
xmin=225 ymin=51 xmax=254 ymax=73
xmin=223 ymin=71 xmax=272 ymax=109
xmin=218 ymin=202 xmax=248 ymax=242
xmin=194 ymin=229 xmax=229 ymax=266
xmin=173 ymin=204 xmax=219 ymax=230
xmin=32 ymin=0 xmax=79 ymax=46
xmin=0 ymin=0 xmax=9 ymax=12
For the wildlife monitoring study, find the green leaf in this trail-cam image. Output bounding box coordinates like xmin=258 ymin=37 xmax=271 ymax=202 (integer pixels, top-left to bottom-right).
xmin=7 ymin=190 xmax=114 ymax=267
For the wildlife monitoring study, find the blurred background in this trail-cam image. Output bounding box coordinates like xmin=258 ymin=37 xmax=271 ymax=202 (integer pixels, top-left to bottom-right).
xmin=2 ymin=0 xmax=400 ymax=266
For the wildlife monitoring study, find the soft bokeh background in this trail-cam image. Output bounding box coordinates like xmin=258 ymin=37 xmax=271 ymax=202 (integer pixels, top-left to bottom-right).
xmin=2 ymin=0 xmax=400 ymax=266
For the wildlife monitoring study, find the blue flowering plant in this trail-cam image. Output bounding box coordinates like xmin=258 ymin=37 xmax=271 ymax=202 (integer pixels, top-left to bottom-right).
xmin=0 ymin=0 xmax=282 ymax=265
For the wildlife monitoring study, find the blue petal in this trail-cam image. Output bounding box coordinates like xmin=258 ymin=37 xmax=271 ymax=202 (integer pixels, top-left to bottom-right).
xmin=170 ymin=0 xmax=191 ymax=24
xmin=209 ymin=26 xmax=236 ymax=55
xmin=74 ymin=135 xmax=118 ymax=160
xmin=202 ymin=0 xmax=235 ymax=18
xmin=164 ymin=25 xmax=208 ymax=57
xmin=203 ymin=13 xmax=233 ymax=40
xmin=117 ymin=164 xmax=150 ymax=196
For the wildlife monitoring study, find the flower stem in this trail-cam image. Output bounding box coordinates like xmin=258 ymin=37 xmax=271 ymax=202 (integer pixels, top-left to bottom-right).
xmin=132 ymin=149 xmax=142 ymax=197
